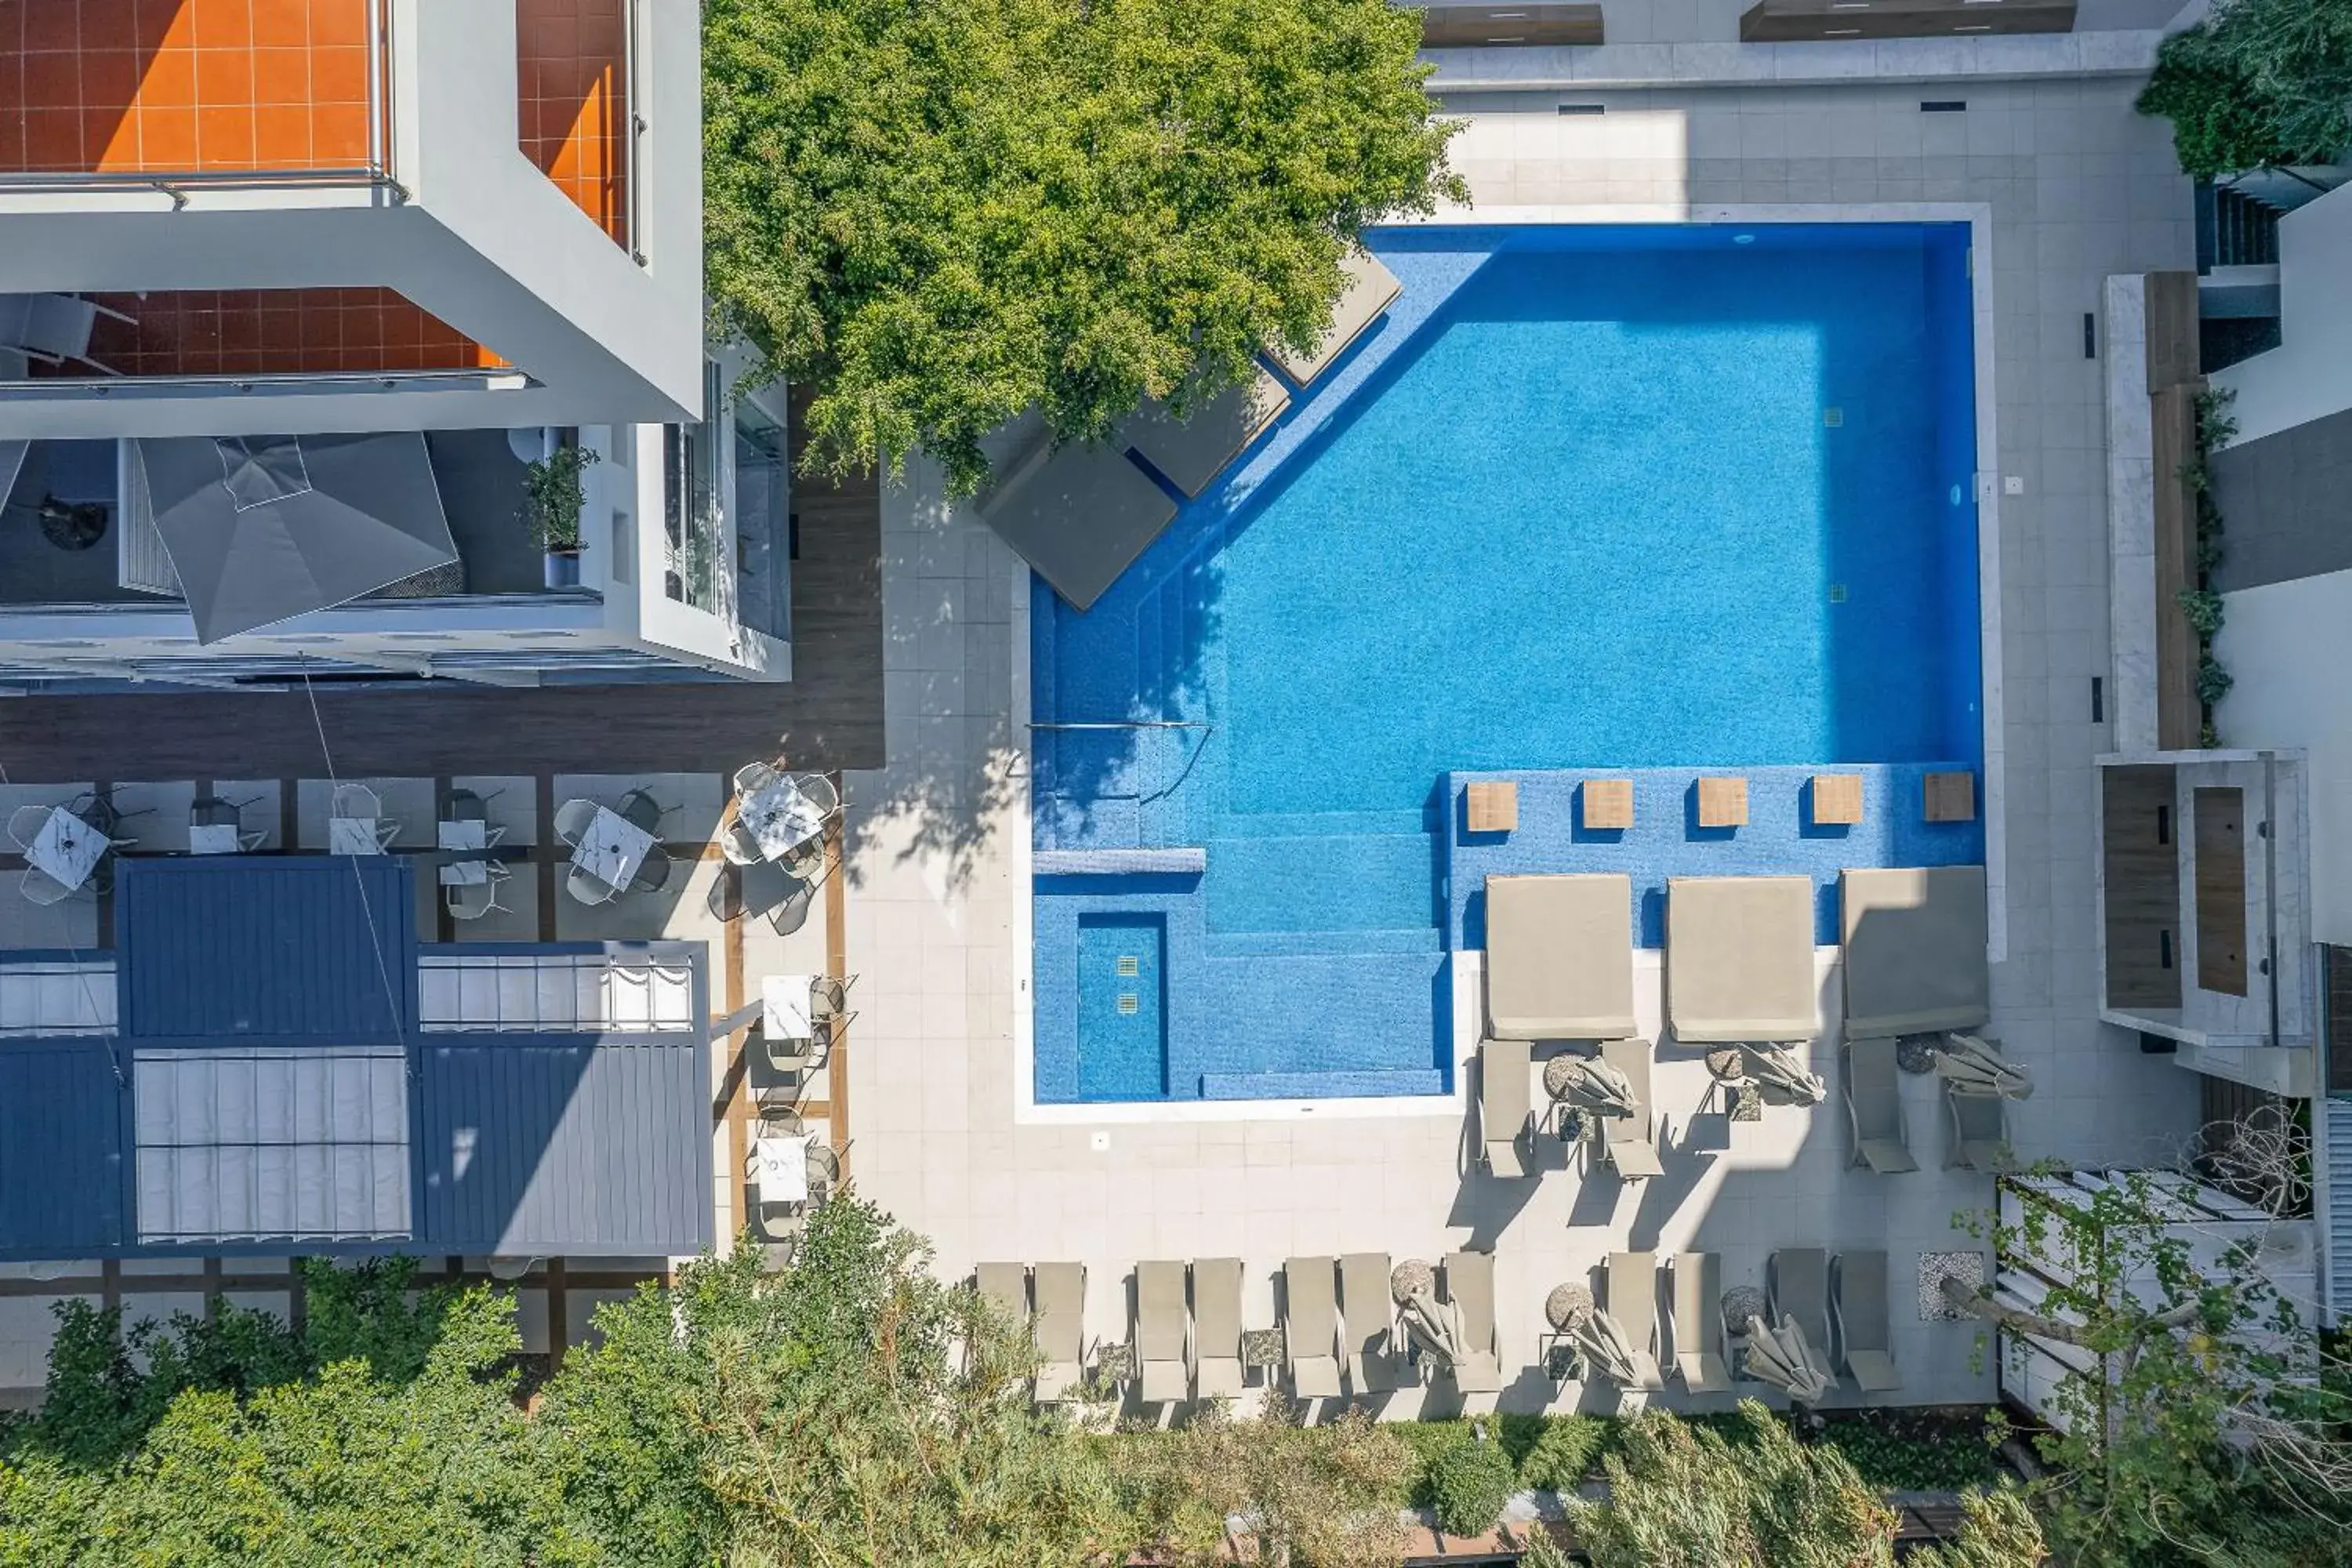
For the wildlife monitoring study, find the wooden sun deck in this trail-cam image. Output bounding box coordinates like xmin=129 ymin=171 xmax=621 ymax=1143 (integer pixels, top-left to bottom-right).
xmin=0 ymin=391 xmax=884 ymax=782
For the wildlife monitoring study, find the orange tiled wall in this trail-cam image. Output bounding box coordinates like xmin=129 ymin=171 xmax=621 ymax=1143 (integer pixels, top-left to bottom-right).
xmin=0 ymin=0 xmax=383 ymax=176
xmin=517 ymin=0 xmax=628 ymax=247
xmin=26 ymin=288 xmax=505 ymax=377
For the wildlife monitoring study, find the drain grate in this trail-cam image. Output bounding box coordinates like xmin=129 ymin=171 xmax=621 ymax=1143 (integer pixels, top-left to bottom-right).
xmin=1116 ymin=955 xmax=1140 ymax=977
xmin=1829 ymin=584 xmax=1848 ymax=604
xmin=1116 ymin=993 xmax=1140 ymax=1016
xmin=1823 ymin=407 xmax=1844 ymax=427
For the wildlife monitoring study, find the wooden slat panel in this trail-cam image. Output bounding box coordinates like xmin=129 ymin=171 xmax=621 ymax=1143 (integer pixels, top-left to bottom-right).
xmin=2151 ymin=383 xmax=2204 ymax=751
xmin=2145 ymin=270 xmax=2203 ymax=395
xmin=2103 ymin=765 xmax=2182 ymax=1011
xmin=2194 ymin=786 xmax=2248 ymax=996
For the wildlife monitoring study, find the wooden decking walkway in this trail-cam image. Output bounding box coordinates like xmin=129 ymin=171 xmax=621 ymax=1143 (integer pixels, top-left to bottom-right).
xmin=0 ymin=393 xmax=884 ymax=783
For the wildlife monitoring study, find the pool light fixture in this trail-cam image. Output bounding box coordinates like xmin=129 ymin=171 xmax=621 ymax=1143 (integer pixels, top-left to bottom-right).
xmin=1733 ymin=233 xmax=1756 ymax=245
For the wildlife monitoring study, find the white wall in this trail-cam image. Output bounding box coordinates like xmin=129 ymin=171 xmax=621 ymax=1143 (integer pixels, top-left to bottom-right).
xmin=2213 ymin=182 xmax=2352 ymax=447
xmin=2216 ymin=568 xmax=2352 ymax=945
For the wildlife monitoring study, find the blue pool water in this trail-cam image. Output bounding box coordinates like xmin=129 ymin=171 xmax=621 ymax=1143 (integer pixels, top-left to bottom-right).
xmin=1033 ymin=225 xmax=1984 ymax=1103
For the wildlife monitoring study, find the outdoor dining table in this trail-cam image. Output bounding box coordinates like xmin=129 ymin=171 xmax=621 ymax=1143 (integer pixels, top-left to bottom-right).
xmin=187 ymin=823 xmax=245 ymax=856
xmin=438 ymin=859 xmax=489 ymax=887
xmin=571 ymin=804 xmax=655 ymax=895
xmin=739 ymin=775 xmax=828 ymax=862
xmin=762 ymin=973 xmax=817 ymax=1046
xmin=753 ymin=1133 xmax=812 ymax=1207
xmin=27 ymin=808 xmax=106 ymax=891
xmin=437 ymin=818 xmax=487 ymax=852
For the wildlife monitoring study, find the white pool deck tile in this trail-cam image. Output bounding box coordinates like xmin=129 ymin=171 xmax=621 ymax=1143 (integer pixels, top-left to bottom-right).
xmin=840 ymin=66 xmax=2205 ymax=1416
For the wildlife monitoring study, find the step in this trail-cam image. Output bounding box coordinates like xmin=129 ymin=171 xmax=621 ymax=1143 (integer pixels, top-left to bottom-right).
xmin=1204 ymin=832 xmax=1439 ymax=935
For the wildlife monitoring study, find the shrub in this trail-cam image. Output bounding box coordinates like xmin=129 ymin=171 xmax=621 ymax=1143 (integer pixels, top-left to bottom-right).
xmin=1516 ymin=1414 xmax=1610 ymax=1492
xmin=1426 ymin=1432 xmax=1516 ymax=1537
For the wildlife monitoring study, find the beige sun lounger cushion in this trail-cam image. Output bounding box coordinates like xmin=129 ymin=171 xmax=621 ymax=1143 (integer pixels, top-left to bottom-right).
xmin=1833 ymin=1250 xmax=1903 ymax=1393
xmin=1485 ymin=873 xmax=1637 ymax=1041
xmin=1273 ymin=247 xmax=1404 ymax=384
xmin=1285 ymin=1256 xmax=1344 ymax=1398
xmin=1606 ymin=1251 xmax=1668 ymax=1390
xmin=1341 ymin=1251 xmax=1403 ymax=1392
xmin=1480 ymin=1036 xmax=1533 ymax=1177
xmin=1666 ymin=875 xmax=1818 ymax=1043
xmin=1443 ymin=1249 xmax=1503 ymax=1394
xmin=1031 ymin=1262 xmax=1086 ymax=1403
xmin=975 ymin=1262 xmax=1028 ymax=1323
xmin=1597 ymin=1037 xmax=1666 ymax=1179
xmin=1121 ymin=369 xmax=1290 ymax=498
xmin=978 ymin=438 xmax=1178 ymax=612
xmin=1134 ymin=1260 xmax=1190 ymax=1403
xmin=1191 ymin=1258 xmax=1245 ymax=1399
xmin=1843 ymin=1036 xmax=1920 ymax=1174
xmin=1769 ymin=1247 xmax=1831 ymax=1354
xmin=1671 ymin=1253 xmax=1731 ymax=1392
xmin=1840 ymin=866 xmax=1991 ymax=1039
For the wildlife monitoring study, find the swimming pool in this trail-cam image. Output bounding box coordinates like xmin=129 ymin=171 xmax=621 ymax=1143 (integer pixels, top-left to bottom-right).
xmin=1033 ymin=224 xmax=1985 ymax=1104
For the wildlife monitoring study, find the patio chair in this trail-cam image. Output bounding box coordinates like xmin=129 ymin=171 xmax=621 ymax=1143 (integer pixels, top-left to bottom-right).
xmin=330 ymin=782 xmax=384 ymax=822
xmin=1595 ymin=1037 xmax=1667 ymax=1179
xmin=1669 ymin=1253 xmax=1732 ymax=1392
xmin=1284 ymin=1256 xmax=1343 ymax=1398
xmin=191 ymin=796 xmax=270 ymax=851
xmin=1033 ymin=1263 xmax=1087 ymax=1404
xmin=1442 ymin=1250 xmax=1503 ymax=1394
xmin=1340 ymin=1252 xmax=1403 ymax=1392
xmin=1664 ymin=874 xmax=1818 ymax=1044
xmin=20 ymin=867 xmax=76 ymax=906
xmin=443 ymin=787 xmax=506 ymax=848
xmin=1134 ymin=1260 xmax=1190 ymax=1403
xmin=1838 ymin=866 xmax=1990 ymax=1041
xmin=1769 ymin=1247 xmax=1832 ymax=1357
xmin=1831 ymin=1250 xmax=1903 ymax=1393
xmin=446 ymin=876 xmax=506 ymax=922
xmin=1947 ymin=1082 xmax=2019 ymax=1172
xmin=1479 ymin=1036 xmax=1533 ymax=1178
xmin=1191 ymin=1258 xmax=1245 ymax=1399
xmin=732 ymin=759 xmax=782 ymax=800
xmin=764 ymin=873 xmax=817 ymax=937
xmin=719 ymin=816 xmax=764 ymax=867
xmin=553 ymin=797 xmax=599 ymax=848
xmin=566 ymin=864 xmax=620 ymax=906
xmin=1604 ymin=1251 xmax=1668 ymax=1390
xmin=619 ymin=788 xmax=669 ymax=837
xmin=629 ymin=843 xmax=673 ymax=895
xmin=5 ymin=804 xmax=52 ymax=851
xmin=1483 ymin=873 xmax=1637 ymax=1041
xmin=1842 ymin=1036 xmax=1920 ymax=1174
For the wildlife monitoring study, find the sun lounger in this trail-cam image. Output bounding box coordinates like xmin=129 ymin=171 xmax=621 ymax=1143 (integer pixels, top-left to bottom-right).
xmin=1484 ymin=873 xmax=1638 ymax=1041
xmin=1134 ymin=1260 xmax=1190 ymax=1403
xmin=1121 ymin=369 xmax=1290 ymax=498
xmin=1285 ymin=1256 xmax=1344 ymax=1398
xmin=1341 ymin=1251 xmax=1403 ymax=1392
xmin=1272 ymin=246 xmax=1404 ymax=385
xmin=1832 ymin=1250 xmax=1903 ymax=1393
xmin=1843 ymin=1036 xmax=1920 ymax=1174
xmin=1032 ymin=1262 xmax=1087 ymax=1403
xmin=1443 ymin=1249 xmax=1503 ymax=1394
xmin=1670 ymin=1253 xmax=1732 ymax=1392
xmin=1479 ymin=1036 xmax=1533 ymax=1177
xmin=1769 ymin=1247 xmax=1832 ymax=1357
xmin=1947 ymin=1079 xmax=2018 ymax=1171
xmin=1605 ymin=1251 xmax=1668 ymax=1390
xmin=1596 ymin=1037 xmax=1666 ymax=1179
xmin=1839 ymin=866 xmax=1990 ymax=1040
xmin=1665 ymin=875 xmax=1819 ymax=1043
xmin=978 ymin=437 xmax=1179 ymax=612
xmin=1191 ymin=1258 xmax=1245 ymax=1399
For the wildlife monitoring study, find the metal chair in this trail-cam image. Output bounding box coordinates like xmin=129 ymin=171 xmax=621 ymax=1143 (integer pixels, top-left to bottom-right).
xmin=565 ymin=863 xmax=620 ymax=906
xmin=446 ymin=874 xmax=507 ymax=922
xmin=329 ymin=782 xmax=384 ymax=822
xmin=732 ymin=759 xmax=782 ymax=800
xmin=629 ymin=843 xmax=673 ymax=895
xmin=764 ymin=875 xmax=816 ymax=937
xmin=445 ymin=787 xmax=506 ymax=848
xmin=618 ymin=788 xmax=668 ymax=837
xmin=5 ymin=804 xmax=52 ymax=852
xmin=719 ymin=817 xmax=764 ymax=867
xmin=20 ymin=866 xmax=76 ymax=906
xmin=553 ymin=798 xmax=599 ymax=848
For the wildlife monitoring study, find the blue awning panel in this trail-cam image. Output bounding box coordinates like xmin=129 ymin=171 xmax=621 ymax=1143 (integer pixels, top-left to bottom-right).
xmin=0 ymin=1040 xmax=126 ymax=1253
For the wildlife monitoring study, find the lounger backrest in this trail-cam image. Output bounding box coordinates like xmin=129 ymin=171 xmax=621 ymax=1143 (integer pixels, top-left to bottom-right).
xmin=1770 ymin=1247 xmax=1831 ymax=1348
xmin=1671 ymin=1252 xmax=1719 ymax=1356
xmin=1839 ymin=866 xmax=1991 ymax=1038
xmin=1606 ymin=1251 xmax=1659 ymax=1349
xmin=1287 ymin=1256 xmax=1339 ymax=1356
xmin=1192 ymin=1258 xmax=1243 ymax=1359
xmin=1340 ymin=1252 xmax=1394 ymax=1357
xmin=1836 ymin=1251 xmax=1892 ymax=1355
xmin=1952 ymin=1090 xmax=2005 ymax=1140
xmin=975 ymin=1262 xmax=1028 ymax=1324
xmin=1135 ymin=1261 xmax=1189 ymax=1362
xmin=1031 ymin=1263 xmax=1085 ymax=1360
xmin=1483 ymin=1037 xmax=1532 ymax=1130
xmin=1848 ymin=1038 xmax=1902 ymax=1133
xmin=1599 ymin=1037 xmax=1653 ymax=1137
xmin=1443 ymin=1250 xmax=1497 ymax=1357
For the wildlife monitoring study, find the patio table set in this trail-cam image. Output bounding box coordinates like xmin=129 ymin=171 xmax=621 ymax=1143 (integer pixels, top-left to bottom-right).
xmin=717 ymin=761 xmax=840 ymax=935
xmin=6 ymin=796 xmax=136 ymax=905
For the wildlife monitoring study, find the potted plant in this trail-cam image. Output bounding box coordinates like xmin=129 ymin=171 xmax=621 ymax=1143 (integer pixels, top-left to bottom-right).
xmin=521 ymin=442 xmax=599 ymax=588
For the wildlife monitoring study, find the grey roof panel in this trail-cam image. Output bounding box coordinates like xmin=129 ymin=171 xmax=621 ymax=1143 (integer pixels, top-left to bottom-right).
xmin=117 ymin=856 xmax=415 ymax=1044
xmin=417 ymin=1035 xmax=712 ymax=1257
xmin=0 ymin=1040 xmax=126 ymax=1253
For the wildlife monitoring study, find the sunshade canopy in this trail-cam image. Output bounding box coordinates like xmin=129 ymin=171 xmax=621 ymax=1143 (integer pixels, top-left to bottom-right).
xmin=1840 ymin=866 xmax=1991 ymax=1038
xmin=133 ymin=433 xmax=459 ymax=643
xmin=1666 ymin=875 xmax=1819 ymax=1042
xmin=1485 ymin=873 xmax=1638 ymax=1040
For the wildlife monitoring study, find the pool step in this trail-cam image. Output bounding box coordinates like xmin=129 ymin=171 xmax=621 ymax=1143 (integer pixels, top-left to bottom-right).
xmin=1204 ymin=832 xmax=1439 ymax=936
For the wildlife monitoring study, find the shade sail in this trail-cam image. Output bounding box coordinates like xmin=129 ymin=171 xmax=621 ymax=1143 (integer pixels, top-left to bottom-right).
xmin=132 ymin=433 xmax=459 ymax=643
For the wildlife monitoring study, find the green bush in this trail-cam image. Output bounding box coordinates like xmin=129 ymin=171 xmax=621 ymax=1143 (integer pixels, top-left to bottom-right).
xmin=1516 ymin=1414 xmax=1611 ymax=1492
xmin=2136 ymin=0 xmax=2352 ymax=177
xmin=1426 ymin=1432 xmax=1517 ymax=1537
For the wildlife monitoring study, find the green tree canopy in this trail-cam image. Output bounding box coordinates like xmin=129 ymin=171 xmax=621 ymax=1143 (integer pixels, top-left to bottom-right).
xmin=2138 ymin=0 xmax=2352 ymax=177
xmin=702 ymin=0 xmax=1465 ymax=496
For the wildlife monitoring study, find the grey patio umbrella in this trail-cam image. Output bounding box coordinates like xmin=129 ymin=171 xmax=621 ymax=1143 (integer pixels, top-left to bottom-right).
xmin=1935 ymin=1033 xmax=2034 ymax=1100
xmin=1740 ymin=1313 xmax=1833 ymax=1405
xmin=1398 ymin=1283 xmax=1467 ymax=1374
xmin=1743 ymin=1042 xmax=1828 ymax=1105
xmin=1570 ymin=1309 xmax=1646 ymax=1386
xmin=1557 ymin=1056 xmax=1638 ymax=1119
xmin=132 ymin=433 xmax=459 ymax=643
